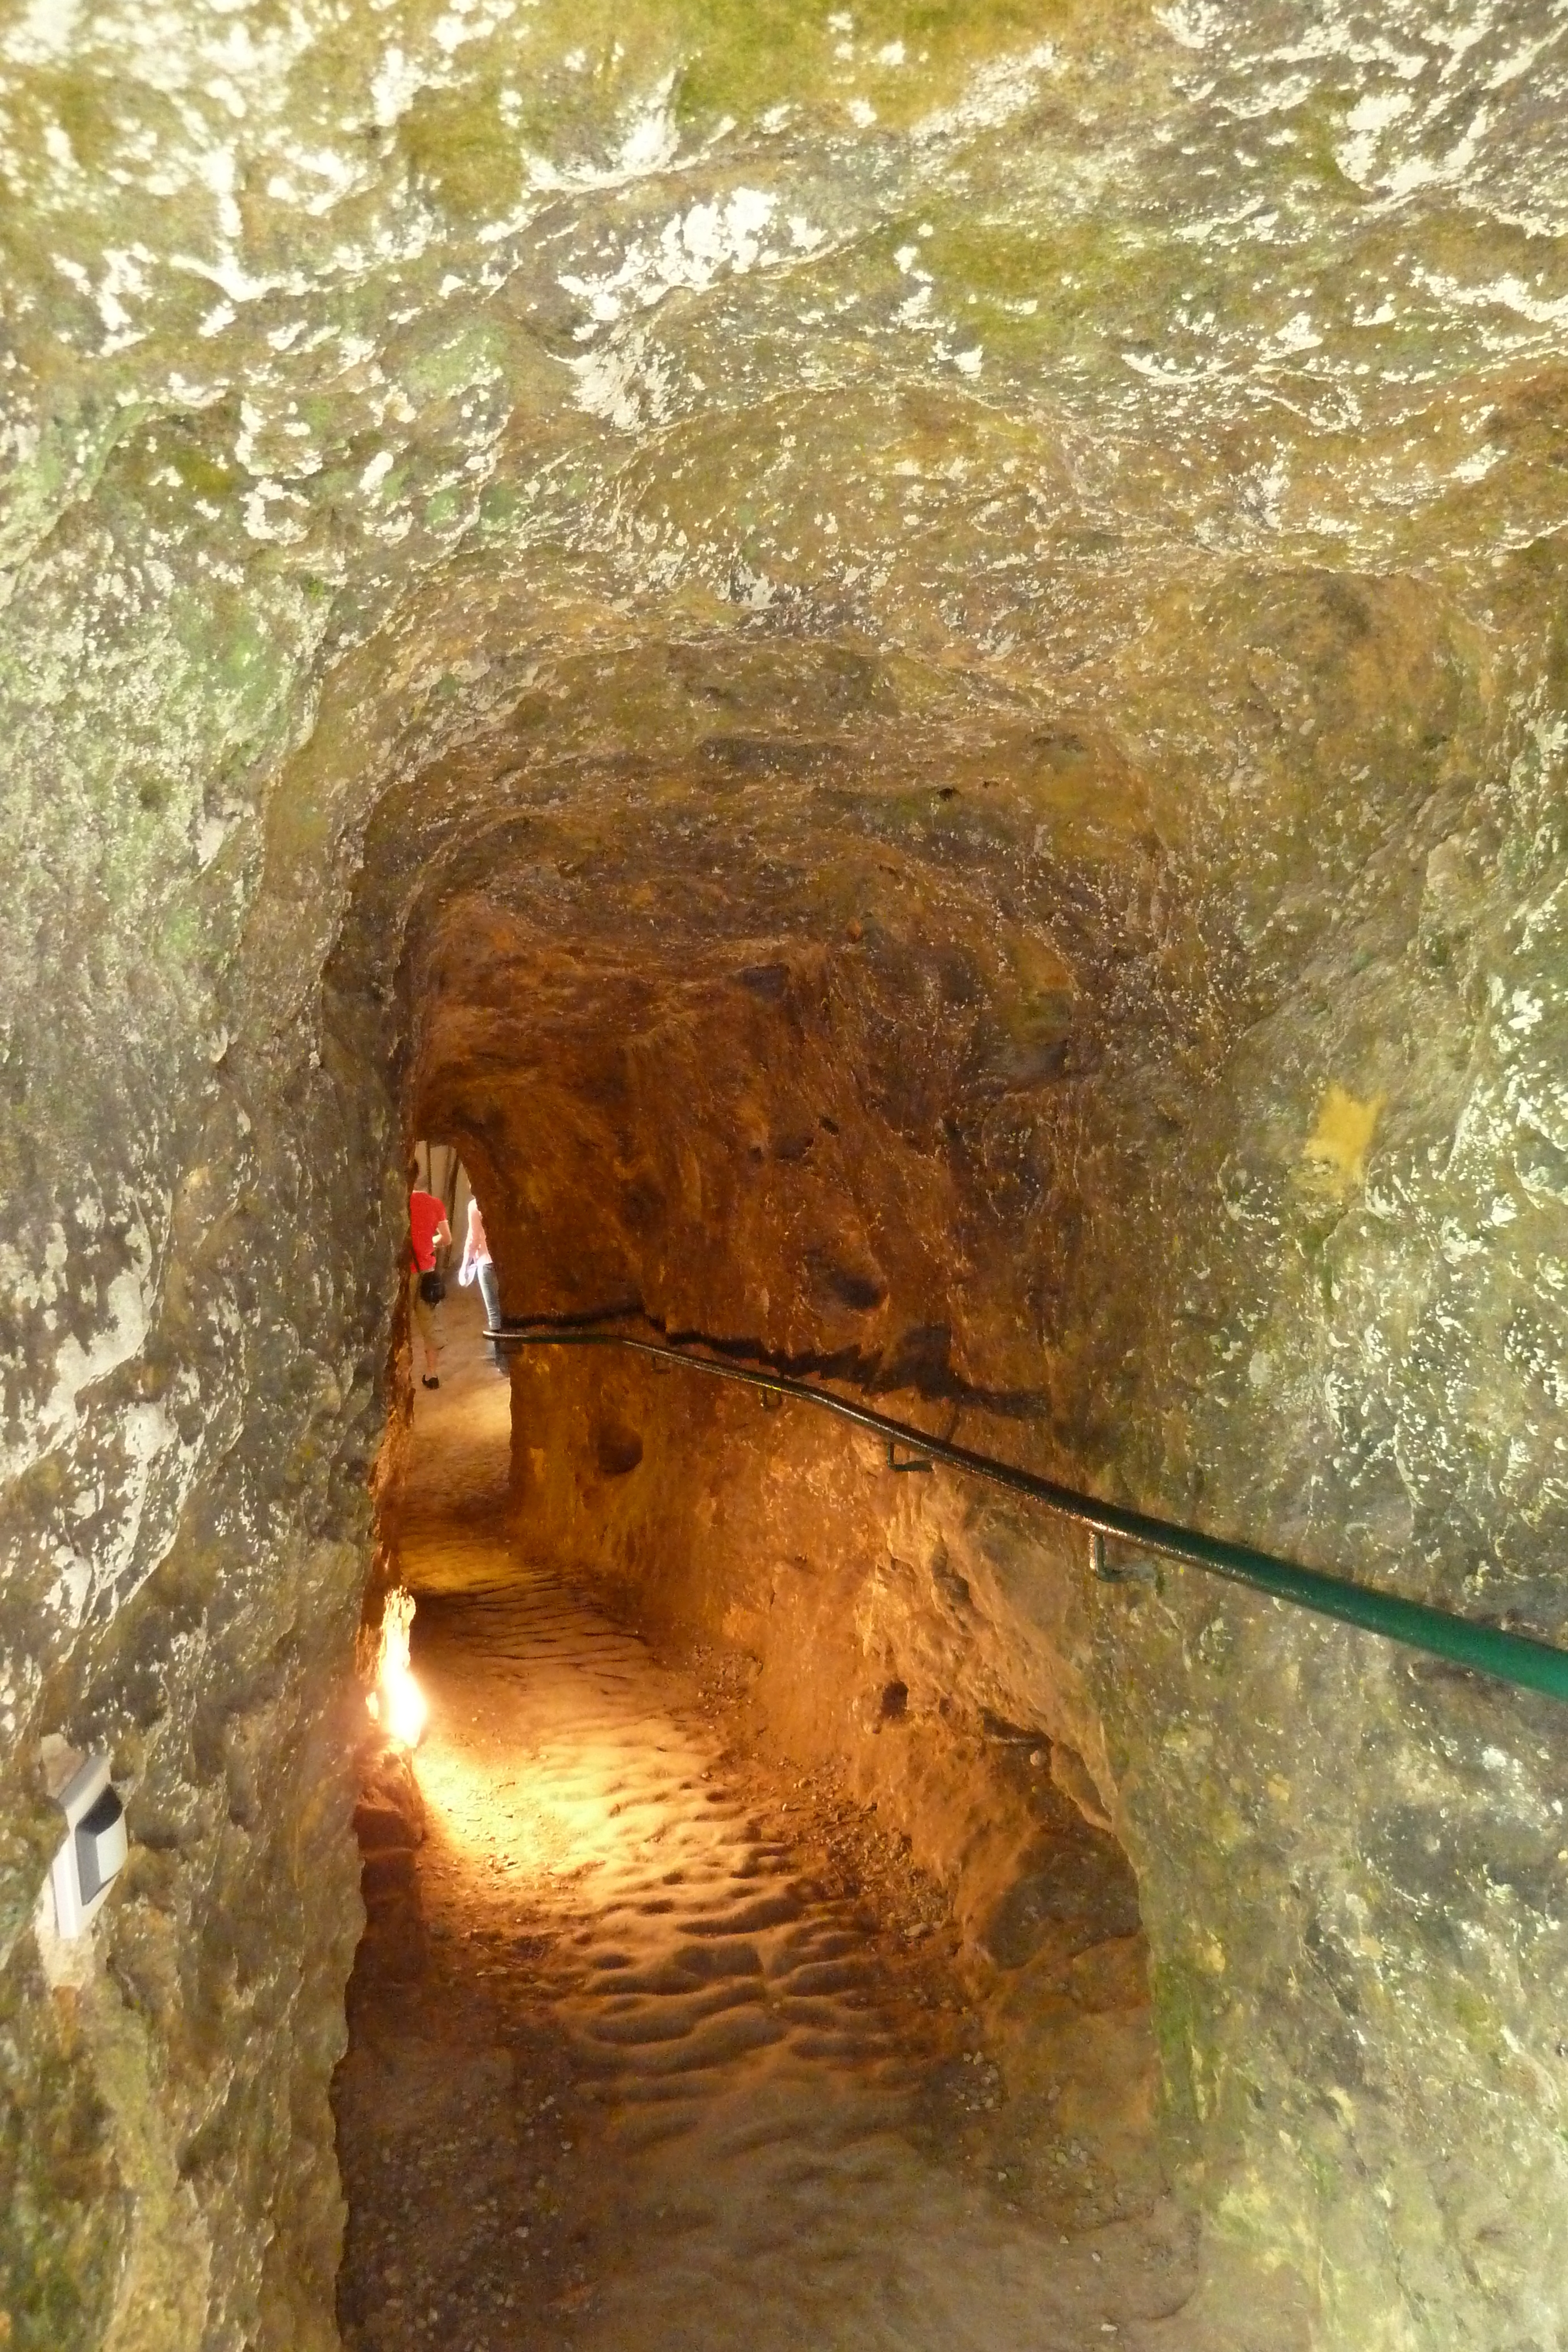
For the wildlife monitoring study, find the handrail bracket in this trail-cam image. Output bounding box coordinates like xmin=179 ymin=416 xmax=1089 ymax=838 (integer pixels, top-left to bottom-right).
xmin=887 ymin=1439 xmax=934 ymax=1475
xmin=1092 ymin=1526 xmax=1159 ymax=1589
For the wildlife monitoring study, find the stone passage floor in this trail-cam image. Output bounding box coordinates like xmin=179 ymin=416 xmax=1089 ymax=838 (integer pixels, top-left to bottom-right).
xmin=333 ymin=1301 xmax=1299 ymax=2352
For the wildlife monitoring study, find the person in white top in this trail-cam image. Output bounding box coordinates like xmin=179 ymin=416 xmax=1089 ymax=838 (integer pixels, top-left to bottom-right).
xmin=459 ymin=1194 xmax=506 ymax=1375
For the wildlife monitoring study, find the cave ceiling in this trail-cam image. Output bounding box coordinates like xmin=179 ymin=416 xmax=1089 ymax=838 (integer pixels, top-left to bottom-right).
xmin=5 ymin=0 xmax=1566 ymax=916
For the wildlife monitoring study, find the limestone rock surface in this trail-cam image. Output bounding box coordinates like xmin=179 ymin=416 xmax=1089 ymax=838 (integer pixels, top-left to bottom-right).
xmin=2 ymin=4 xmax=1567 ymax=2348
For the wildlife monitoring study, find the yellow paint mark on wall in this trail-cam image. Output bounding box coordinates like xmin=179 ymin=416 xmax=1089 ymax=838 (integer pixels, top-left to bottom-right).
xmin=1301 ymin=1084 xmax=1385 ymax=1194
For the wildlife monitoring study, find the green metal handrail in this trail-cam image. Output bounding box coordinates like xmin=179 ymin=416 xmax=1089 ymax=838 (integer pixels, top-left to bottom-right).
xmin=488 ymin=1321 xmax=1568 ymax=1705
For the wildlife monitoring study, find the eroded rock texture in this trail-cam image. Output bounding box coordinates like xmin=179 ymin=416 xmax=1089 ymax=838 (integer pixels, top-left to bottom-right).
xmin=2 ymin=2 xmax=1566 ymax=2347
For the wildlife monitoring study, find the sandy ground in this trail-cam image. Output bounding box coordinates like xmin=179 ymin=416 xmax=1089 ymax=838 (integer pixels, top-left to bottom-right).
xmin=333 ymin=1293 xmax=1305 ymax=2352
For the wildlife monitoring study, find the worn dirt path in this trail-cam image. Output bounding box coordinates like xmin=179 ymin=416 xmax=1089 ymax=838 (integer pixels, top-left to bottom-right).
xmin=333 ymin=1294 xmax=1300 ymax=2352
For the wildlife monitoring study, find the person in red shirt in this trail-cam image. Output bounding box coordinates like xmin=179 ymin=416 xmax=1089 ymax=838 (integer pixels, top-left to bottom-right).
xmin=409 ymin=1184 xmax=453 ymax=1388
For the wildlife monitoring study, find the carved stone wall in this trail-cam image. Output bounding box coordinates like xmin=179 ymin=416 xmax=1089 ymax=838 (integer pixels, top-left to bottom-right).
xmin=3 ymin=6 xmax=1566 ymax=2345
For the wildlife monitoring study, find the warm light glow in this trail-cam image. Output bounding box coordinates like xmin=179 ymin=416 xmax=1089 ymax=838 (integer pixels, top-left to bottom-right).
xmin=367 ymin=1587 xmax=428 ymax=1749
xmin=416 ymin=1738 xmax=640 ymax=1883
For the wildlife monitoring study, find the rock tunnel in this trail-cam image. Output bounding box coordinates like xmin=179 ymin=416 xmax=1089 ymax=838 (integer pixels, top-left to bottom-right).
xmin=3 ymin=4 xmax=1568 ymax=2349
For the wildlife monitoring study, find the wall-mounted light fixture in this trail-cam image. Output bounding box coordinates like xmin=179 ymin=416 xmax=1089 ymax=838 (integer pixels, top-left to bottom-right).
xmin=49 ymin=1755 xmax=128 ymax=1939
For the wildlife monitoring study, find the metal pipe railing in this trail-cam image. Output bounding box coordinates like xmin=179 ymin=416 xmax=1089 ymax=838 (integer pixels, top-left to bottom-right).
xmin=488 ymin=1322 xmax=1568 ymax=1705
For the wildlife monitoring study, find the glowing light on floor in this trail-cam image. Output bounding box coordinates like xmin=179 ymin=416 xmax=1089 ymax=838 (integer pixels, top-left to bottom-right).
xmin=367 ymin=1586 xmax=429 ymax=1748
xmin=417 ymin=1736 xmax=631 ymax=1880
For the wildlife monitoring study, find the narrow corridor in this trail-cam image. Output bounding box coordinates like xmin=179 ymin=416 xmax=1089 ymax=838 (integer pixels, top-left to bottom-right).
xmin=332 ymin=1299 xmax=1297 ymax=2352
